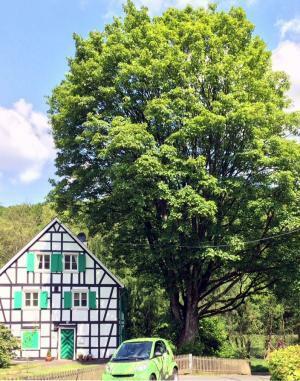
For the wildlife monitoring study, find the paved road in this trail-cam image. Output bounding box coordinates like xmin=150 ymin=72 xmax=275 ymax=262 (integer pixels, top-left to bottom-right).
xmin=181 ymin=375 xmax=270 ymax=381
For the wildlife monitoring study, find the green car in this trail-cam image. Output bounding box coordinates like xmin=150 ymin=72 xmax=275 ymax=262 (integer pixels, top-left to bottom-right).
xmin=102 ymin=338 xmax=178 ymax=381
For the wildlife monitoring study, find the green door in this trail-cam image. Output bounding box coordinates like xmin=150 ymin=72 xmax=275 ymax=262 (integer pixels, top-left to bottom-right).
xmin=60 ymin=329 xmax=74 ymax=359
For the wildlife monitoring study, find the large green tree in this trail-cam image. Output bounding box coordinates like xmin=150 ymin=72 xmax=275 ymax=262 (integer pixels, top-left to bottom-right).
xmin=49 ymin=2 xmax=300 ymax=347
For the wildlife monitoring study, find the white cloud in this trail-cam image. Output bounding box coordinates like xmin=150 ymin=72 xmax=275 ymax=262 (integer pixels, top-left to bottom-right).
xmin=277 ymin=18 xmax=300 ymax=39
xmin=272 ymin=40 xmax=300 ymax=111
xmin=0 ymin=99 xmax=55 ymax=184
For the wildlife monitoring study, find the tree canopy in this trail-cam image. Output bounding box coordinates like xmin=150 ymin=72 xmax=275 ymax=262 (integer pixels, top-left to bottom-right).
xmin=49 ymin=1 xmax=300 ymax=346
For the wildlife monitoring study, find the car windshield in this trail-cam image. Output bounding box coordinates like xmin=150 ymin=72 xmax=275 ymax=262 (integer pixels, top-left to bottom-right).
xmin=112 ymin=341 xmax=153 ymax=362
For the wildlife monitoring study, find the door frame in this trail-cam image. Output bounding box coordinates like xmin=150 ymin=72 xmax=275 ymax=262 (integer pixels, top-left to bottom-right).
xmin=59 ymin=327 xmax=76 ymax=360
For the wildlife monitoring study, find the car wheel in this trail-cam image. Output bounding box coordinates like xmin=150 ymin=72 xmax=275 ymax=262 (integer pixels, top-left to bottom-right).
xmin=149 ymin=374 xmax=157 ymax=380
xmin=171 ymin=368 xmax=178 ymax=381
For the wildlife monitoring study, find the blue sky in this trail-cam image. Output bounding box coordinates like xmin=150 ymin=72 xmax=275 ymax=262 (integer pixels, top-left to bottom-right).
xmin=0 ymin=0 xmax=300 ymax=206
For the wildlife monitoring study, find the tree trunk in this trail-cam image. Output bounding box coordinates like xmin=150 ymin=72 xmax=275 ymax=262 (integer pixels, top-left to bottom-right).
xmin=177 ymin=304 xmax=199 ymax=349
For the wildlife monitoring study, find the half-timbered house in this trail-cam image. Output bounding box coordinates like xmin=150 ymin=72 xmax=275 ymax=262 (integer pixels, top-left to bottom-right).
xmin=0 ymin=218 xmax=124 ymax=360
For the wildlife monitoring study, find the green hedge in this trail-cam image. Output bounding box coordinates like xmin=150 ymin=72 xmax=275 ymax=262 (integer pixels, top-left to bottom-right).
xmin=268 ymin=345 xmax=300 ymax=381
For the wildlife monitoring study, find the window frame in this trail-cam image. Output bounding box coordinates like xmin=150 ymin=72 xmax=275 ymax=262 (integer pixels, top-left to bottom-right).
xmin=23 ymin=289 xmax=40 ymax=310
xmin=36 ymin=253 xmax=51 ymax=272
xmin=72 ymin=289 xmax=88 ymax=309
xmin=63 ymin=253 xmax=79 ymax=272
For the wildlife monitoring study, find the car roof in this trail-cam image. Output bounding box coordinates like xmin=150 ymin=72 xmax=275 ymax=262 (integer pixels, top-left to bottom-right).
xmin=122 ymin=338 xmax=166 ymax=343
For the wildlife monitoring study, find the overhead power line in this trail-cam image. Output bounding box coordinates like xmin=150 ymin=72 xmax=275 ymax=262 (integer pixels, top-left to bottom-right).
xmin=110 ymin=226 xmax=300 ymax=249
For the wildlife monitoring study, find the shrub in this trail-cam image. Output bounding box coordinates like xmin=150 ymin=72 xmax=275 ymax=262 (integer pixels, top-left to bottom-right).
xmin=176 ymin=317 xmax=236 ymax=357
xmin=0 ymin=325 xmax=19 ymax=368
xmin=268 ymin=345 xmax=300 ymax=381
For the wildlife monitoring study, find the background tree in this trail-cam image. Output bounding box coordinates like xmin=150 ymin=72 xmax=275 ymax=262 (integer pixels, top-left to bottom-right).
xmin=0 ymin=204 xmax=55 ymax=266
xmin=49 ymin=2 xmax=300 ymax=347
xmin=0 ymin=325 xmax=19 ymax=368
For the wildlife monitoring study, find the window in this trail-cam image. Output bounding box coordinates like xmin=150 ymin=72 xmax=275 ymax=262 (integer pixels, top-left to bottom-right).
xmin=21 ymin=330 xmax=40 ymax=350
xmin=24 ymin=292 xmax=39 ymax=308
xmin=37 ymin=254 xmax=50 ymax=270
xmin=64 ymin=254 xmax=78 ymax=271
xmin=73 ymin=291 xmax=88 ymax=308
xmin=154 ymin=341 xmax=167 ymax=355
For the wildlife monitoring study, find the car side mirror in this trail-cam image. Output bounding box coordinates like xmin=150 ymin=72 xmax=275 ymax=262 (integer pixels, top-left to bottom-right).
xmin=154 ymin=350 xmax=162 ymax=357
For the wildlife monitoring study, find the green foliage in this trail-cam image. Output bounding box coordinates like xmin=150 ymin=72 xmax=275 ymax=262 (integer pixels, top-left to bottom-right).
xmin=0 ymin=326 xmax=19 ymax=368
xmin=268 ymin=345 xmax=300 ymax=381
xmin=0 ymin=204 xmax=55 ymax=266
xmin=250 ymin=358 xmax=269 ymax=373
xmin=49 ymin=0 xmax=300 ymax=346
xmin=199 ymin=317 xmax=236 ymax=357
xmin=176 ymin=317 xmax=236 ymax=356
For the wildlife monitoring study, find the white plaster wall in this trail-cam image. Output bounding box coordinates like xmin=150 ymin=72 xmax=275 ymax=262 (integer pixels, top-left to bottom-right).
xmin=63 ymin=273 xmax=71 ymax=283
xmin=76 ymin=348 xmax=89 ymax=356
xmin=41 ymin=310 xmax=50 ymax=321
xmin=17 ymin=268 xmax=27 ymax=283
xmin=16 ymin=254 xmax=26 ymax=267
xmin=101 ymin=324 xmax=113 ymax=335
xmin=23 ymin=310 xmax=39 ymax=321
xmin=51 ymin=331 xmax=58 ymax=347
xmin=41 ymin=337 xmax=50 ymax=348
xmin=77 ymin=323 xmax=89 ymax=336
xmin=10 ymin=324 xmax=21 ymax=336
xmin=21 ymin=350 xmax=40 ymax=357
xmin=52 ymin=274 xmax=61 ymax=283
xmin=62 ymin=310 xmax=70 ymax=321
xmin=41 ymin=324 xmax=50 ymax=336
xmin=91 ymin=349 xmax=98 ymax=358
xmin=6 ymin=268 xmax=16 ymax=283
xmin=72 ymin=309 xmax=88 ymax=321
xmin=52 ymin=310 xmax=61 ymax=321
xmin=0 ymin=287 xmax=10 ymax=297
xmin=77 ymin=336 xmax=89 ymax=347
xmin=90 ymin=310 xmax=98 ymax=321
xmin=102 ymin=275 xmax=115 ymax=285
xmin=91 ymin=337 xmax=98 ymax=347
xmin=11 ymin=310 xmax=21 ymax=322
xmin=85 ymin=269 xmax=94 ymax=284
xmin=30 ymin=241 xmax=51 ymax=251
xmin=91 ymin=324 xmax=98 ymax=336
xmin=42 ymin=273 xmax=51 ymax=283
xmin=52 ymin=293 xmax=61 ymax=308
xmin=109 ymin=337 xmax=117 ymax=347
xmin=52 ymin=242 xmax=61 ymax=251
xmin=1 ymin=298 xmax=10 ymax=309
xmin=63 ymin=242 xmax=82 ymax=251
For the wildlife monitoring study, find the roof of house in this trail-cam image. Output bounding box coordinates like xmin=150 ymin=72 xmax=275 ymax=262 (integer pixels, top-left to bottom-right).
xmin=0 ymin=217 xmax=124 ymax=287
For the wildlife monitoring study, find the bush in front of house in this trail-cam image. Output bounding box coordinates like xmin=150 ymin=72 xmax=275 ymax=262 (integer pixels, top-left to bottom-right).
xmin=0 ymin=325 xmax=19 ymax=368
xmin=268 ymin=345 xmax=300 ymax=381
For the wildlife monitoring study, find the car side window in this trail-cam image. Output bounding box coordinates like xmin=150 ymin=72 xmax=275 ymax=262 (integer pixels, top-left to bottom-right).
xmin=155 ymin=341 xmax=167 ymax=354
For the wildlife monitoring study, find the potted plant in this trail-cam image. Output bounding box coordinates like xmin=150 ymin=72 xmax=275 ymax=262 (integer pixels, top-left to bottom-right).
xmin=45 ymin=349 xmax=52 ymax=362
xmin=78 ymin=353 xmax=84 ymax=362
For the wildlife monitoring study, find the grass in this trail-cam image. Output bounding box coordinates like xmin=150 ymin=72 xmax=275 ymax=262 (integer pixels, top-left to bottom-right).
xmin=0 ymin=360 xmax=104 ymax=379
xmin=250 ymin=358 xmax=269 ymax=374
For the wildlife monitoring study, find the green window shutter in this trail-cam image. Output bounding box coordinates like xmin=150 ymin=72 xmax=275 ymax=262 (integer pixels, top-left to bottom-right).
xmin=51 ymin=253 xmax=62 ymax=272
xmin=78 ymin=254 xmax=86 ymax=272
xmin=14 ymin=291 xmax=22 ymax=309
xmin=22 ymin=330 xmax=39 ymax=350
xmin=88 ymin=291 xmax=96 ymax=309
xmin=64 ymin=291 xmax=72 ymax=309
xmin=40 ymin=291 xmax=48 ymax=309
xmin=27 ymin=252 xmax=35 ymax=272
